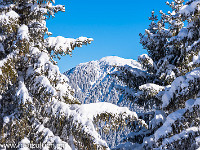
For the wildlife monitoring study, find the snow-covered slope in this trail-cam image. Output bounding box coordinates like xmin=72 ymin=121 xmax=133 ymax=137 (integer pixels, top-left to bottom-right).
xmin=64 ymin=56 xmax=147 ymax=111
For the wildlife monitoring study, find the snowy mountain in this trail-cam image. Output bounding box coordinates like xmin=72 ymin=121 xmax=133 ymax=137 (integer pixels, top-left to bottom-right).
xmin=1 ymin=0 xmax=200 ymax=149
xmin=64 ymin=56 xmax=150 ymax=148
xmin=64 ymin=56 xmax=147 ymax=112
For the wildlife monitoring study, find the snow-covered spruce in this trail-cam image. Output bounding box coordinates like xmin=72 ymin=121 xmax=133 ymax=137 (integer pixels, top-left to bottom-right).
xmin=0 ymin=1 xmax=146 ymax=149
xmin=114 ymin=0 xmax=200 ymax=149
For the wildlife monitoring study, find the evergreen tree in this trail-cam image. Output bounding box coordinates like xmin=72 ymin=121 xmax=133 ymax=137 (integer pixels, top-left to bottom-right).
xmin=115 ymin=0 xmax=200 ymax=149
xmin=0 ymin=0 xmax=146 ymax=149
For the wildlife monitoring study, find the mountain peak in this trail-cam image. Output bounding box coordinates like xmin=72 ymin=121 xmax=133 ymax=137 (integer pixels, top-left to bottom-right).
xmin=98 ymin=56 xmax=142 ymax=68
xmin=64 ymin=56 xmax=145 ymax=105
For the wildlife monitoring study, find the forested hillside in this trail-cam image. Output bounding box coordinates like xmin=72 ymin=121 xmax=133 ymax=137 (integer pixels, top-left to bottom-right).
xmin=64 ymin=56 xmax=147 ymax=111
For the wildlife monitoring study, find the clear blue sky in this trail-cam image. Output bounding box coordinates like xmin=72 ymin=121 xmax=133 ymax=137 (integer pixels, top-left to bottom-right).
xmin=47 ymin=0 xmax=169 ymax=73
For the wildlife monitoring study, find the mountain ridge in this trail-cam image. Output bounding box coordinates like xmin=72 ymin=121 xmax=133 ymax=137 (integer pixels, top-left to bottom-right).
xmin=64 ymin=56 xmax=147 ymax=112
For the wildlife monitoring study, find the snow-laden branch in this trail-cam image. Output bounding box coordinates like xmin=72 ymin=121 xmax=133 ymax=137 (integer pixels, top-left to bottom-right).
xmin=0 ymin=10 xmax=19 ymax=25
xmin=154 ymin=108 xmax=185 ymax=141
xmin=154 ymin=98 xmax=200 ymax=146
xmin=162 ymin=67 xmax=200 ymax=109
xmin=45 ymin=36 xmax=93 ymax=58
xmin=33 ymin=120 xmax=72 ymax=150
xmin=48 ymin=100 xmax=147 ymax=148
xmin=179 ymin=0 xmax=200 ymax=16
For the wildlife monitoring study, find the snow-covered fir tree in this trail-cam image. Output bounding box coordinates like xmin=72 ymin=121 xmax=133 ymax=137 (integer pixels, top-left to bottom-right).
xmin=0 ymin=0 xmax=147 ymax=149
xmin=114 ymin=0 xmax=200 ymax=149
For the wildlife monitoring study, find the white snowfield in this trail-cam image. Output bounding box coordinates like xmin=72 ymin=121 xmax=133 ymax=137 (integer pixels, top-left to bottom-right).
xmin=98 ymin=56 xmax=142 ymax=69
